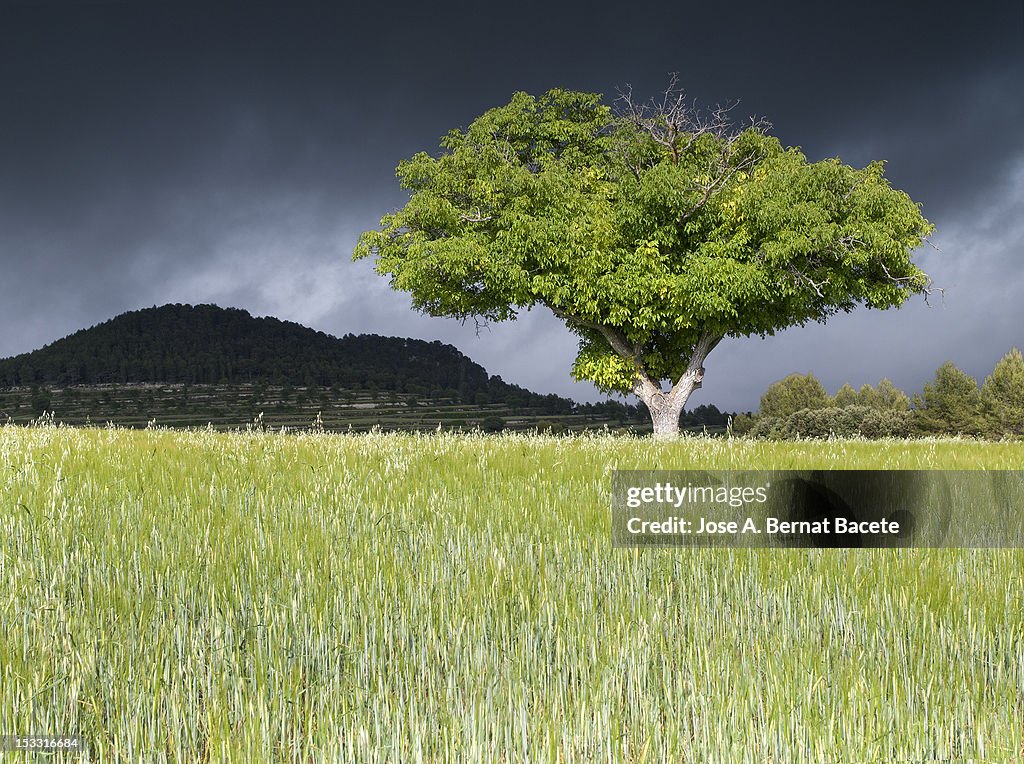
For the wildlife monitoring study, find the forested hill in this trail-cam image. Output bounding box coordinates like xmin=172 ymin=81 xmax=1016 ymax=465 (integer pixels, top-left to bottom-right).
xmin=0 ymin=304 xmax=569 ymax=406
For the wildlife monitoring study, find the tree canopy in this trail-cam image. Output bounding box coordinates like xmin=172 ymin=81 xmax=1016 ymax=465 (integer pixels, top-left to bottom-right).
xmin=356 ymin=83 xmax=934 ymax=435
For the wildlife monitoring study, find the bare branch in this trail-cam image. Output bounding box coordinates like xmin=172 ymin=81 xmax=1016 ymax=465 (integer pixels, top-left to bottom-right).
xmin=880 ymin=263 xmax=944 ymax=305
xmin=467 ymin=315 xmax=492 ymax=336
xmin=843 ymin=177 xmax=866 ymax=201
xmin=673 ymin=145 xmax=766 ymax=225
xmin=615 ymin=75 xmax=726 ymax=165
xmin=615 ymin=74 xmax=768 ymax=159
xmin=614 ymin=77 xmax=771 ymax=226
xmin=921 ymin=283 xmax=944 ymax=306
xmin=787 ymin=266 xmax=830 ymax=298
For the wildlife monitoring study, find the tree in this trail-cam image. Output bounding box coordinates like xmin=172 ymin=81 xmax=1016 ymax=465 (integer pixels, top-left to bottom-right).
xmin=869 ymin=378 xmax=910 ymax=410
xmin=759 ymin=373 xmax=829 ymax=418
xmin=30 ymin=385 xmax=52 ymax=417
xmin=913 ymin=362 xmax=984 ymax=435
xmin=355 ymin=81 xmax=934 ymax=437
xmin=831 ymin=383 xmax=859 ymax=408
xmin=848 ymin=378 xmax=910 ymax=410
xmin=856 ymin=383 xmax=882 ymax=409
xmin=981 ymin=348 xmax=1024 ymax=436
xmin=480 ymin=415 xmax=506 ymax=433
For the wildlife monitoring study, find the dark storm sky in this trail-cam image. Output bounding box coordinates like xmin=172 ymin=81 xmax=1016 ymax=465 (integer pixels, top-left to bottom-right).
xmin=2 ymin=0 xmax=1022 ymax=410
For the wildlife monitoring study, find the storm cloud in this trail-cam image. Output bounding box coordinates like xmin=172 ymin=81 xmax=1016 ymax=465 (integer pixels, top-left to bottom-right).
xmin=1 ymin=0 xmax=1021 ymax=410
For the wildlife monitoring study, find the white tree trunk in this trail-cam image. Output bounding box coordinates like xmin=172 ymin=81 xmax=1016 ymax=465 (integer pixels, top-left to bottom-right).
xmin=635 ymin=371 xmax=701 ymax=438
xmin=648 ymin=395 xmax=686 ymax=438
xmin=633 ymin=333 xmax=720 ymax=439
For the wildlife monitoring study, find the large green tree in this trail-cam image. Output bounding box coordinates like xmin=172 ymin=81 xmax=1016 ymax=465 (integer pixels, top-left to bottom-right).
xmin=355 ymin=83 xmax=934 ymax=436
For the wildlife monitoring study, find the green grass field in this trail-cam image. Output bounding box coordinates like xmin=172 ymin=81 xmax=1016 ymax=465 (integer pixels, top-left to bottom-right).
xmin=1 ymin=424 xmax=1022 ymax=762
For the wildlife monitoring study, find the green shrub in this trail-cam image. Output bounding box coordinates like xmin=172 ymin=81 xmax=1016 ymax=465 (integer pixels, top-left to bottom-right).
xmin=748 ymin=406 xmax=912 ymax=439
xmin=479 ymin=415 xmax=506 ymax=433
xmin=858 ymin=407 xmax=913 ymax=438
xmin=781 ymin=407 xmax=865 ymax=438
xmin=747 ymin=415 xmax=786 ymax=439
xmin=731 ymin=412 xmax=756 ymax=435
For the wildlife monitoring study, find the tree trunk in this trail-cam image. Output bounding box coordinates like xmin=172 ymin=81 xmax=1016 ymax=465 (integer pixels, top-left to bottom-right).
xmin=633 ymin=333 xmax=721 ymax=439
xmin=647 ymin=394 xmax=686 ymax=438
xmin=635 ymin=370 xmax=702 ymax=439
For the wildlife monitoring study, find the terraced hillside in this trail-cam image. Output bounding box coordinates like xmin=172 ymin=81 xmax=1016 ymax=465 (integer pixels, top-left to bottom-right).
xmin=0 ymin=383 xmax=654 ymax=433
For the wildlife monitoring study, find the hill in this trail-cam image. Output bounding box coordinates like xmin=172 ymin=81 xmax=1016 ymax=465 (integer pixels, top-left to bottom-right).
xmin=0 ymin=304 xmax=687 ymax=432
xmin=0 ymin=304 xmax=560 ymax=406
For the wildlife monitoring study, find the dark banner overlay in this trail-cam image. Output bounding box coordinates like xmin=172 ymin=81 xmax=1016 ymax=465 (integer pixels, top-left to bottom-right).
xmin=612 ymin=471 xmax=1024 ymax=548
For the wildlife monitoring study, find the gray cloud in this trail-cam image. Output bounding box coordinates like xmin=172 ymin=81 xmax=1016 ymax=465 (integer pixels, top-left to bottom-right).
xmin=1 ymin=0 xmax=1021 ymax=411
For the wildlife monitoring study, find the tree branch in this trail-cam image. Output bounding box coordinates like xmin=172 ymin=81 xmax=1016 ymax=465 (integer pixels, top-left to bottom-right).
xmin=546 ymin=304 xmax=666 ymax=404
xmin=615 ymin=74 xmax=770 ymax=171
xmin=670 ymin=331 xmax=722 ymax=399
xmin=459 ymin=209 xmax=493 ymax=223
xmin=880 ymin=263 xmax=944 ymax=305
xmin=787 ymin=266 xmax=830 ymax=298
xmin=843 ymin=177 xmax=865 ymax=201
xmin=547 ymin=305 xmax=640 ymax=360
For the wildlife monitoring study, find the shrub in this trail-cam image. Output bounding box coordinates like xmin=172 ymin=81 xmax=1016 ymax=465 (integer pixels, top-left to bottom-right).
xmin=748 ymin=406 xmax=912 ymax=439
xmin=857 ymin=407 xmax=912 ymax=438
xmin=780 ymin=407 xmax=865 ymax=438
xmin=760 ymin=373 xmax=829 ymax=418
xmin=747 ymin=415 xmax=786 ymax=439
xmin=480 ymin=415 xmax=506 ymax=433
xmin=731 ymin=412 xmax=756 ymax=435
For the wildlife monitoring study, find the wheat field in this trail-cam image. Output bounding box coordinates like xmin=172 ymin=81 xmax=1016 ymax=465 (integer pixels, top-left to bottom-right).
xmin=1 ymin=423 xmax=1022 ymax=762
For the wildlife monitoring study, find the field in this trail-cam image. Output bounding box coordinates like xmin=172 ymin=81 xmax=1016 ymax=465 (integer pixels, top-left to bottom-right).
xmin=1 ymin=424 xmax=1022 ymax=762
